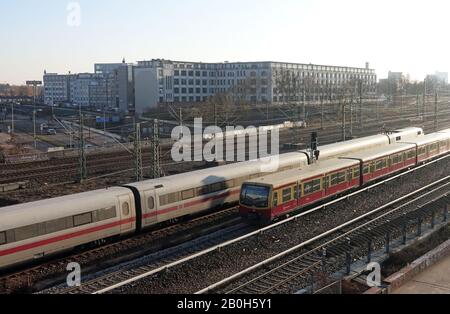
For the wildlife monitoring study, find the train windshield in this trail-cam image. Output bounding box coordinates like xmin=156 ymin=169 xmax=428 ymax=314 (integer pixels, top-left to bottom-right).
xmin=240 ymin=184 xmax=270 ymax=208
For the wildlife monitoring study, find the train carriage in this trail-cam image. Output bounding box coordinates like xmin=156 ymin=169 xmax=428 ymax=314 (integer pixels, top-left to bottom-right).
xmin=239 ymin=159 xmax=360 ymax=222
xmin=401 ymin=132 xmax=450 ymax=163
xmin=339 ymin=144 xmax=417 ymax=185
xmin=0 ymin=187 xmax=136 ymax=269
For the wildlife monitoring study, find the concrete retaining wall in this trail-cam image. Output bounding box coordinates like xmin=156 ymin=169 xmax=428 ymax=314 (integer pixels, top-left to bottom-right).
xmin=365 ymin=237 xmax=450 ymax=294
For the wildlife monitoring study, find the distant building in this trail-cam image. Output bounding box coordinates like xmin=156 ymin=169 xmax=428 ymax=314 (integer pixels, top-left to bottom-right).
xmin=425 ymin=71 xmax=448 ymax=92
xmin=44 ymin=58 xmax=377 ymax=114
xmin=434 ymin=71 xmax=448 ymax=84
xmin=43 ymin=61 xmax=134 ymax=112
xmin=378 ymin=71 xmax=408 ymax=96
xmin=134 ymin=59 xmax=377 ymax=114
xmin=43 ymin=72 xmax=72 ymax=105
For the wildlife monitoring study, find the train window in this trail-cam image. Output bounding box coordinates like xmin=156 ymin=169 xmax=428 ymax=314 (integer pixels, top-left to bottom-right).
xmin=313 ymin=179 xmax=321 ymax=192
xmin=147 ymin=197 xmax=155 ymax=210
xmin=330 ymin=174 xmax=338 ymax=186
xmin=159 ymin=195 xmax=169 ymax=206
xmin=408 ymin=150 xmax=415 ymax=159
xmin=294 ymin=185 xmax=299 ymax=199
xmin=282 ymin=188 xmax=292 ymax=203
xmin=337 ymin=172 xmax=346 ymax=184
xmin=168 ymin=192 xmax=180 ymax=204
xmin=212 ymin=182 xmax=227 ymax=193
xmin=353 ymin=167 xmax=360 ymax=179
xmin=98 ymin=207 xmax=117 ymax=221
xmin=304 ymin=182 xmax=313 ymax=195
xmin=73 ymin=212 xmax=93 ymax=227
xmin=376 ymin=160 xmax=382 ymax=171
xmin=419 ymin=147 xmax=426 ymax=155
xmin=376 ymin=159 xmax=387 ymax=171
xmin=363 ymin=165 xmax=370 ymax=175
xmin=122 ymin=203 xmax=130 ymax=216
xmin=198 ymin=186 xmax=211 ymax=196
xmin=182 ymin=189 xmax=195 ymax=200
xmin=273 ymin=192 xmax=279 ymax=207
xmin=44 ymin=217 xmax=68 ymax=234
xmin=14 ymin=224 xmax=39 ymax=242
xmin=440 ymin=141 xmax=447 ymax=148
xmin=392 ymin=155 xmax=399 ymax=164
xmin=0 ymin=232 xmax=6 ymax=245
xmin=396 ymin=136 xmax=401 ymax=141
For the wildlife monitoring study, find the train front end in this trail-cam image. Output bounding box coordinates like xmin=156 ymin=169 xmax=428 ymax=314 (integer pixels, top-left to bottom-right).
xmin=239 ymin=183 xmax=273 ymax=224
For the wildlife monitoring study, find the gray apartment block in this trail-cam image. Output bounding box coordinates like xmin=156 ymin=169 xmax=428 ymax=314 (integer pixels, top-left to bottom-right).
xmin=134 ymin=59 xmax=377 ymax=114
xmin=43 ymin=62 xmax=134 ymax=112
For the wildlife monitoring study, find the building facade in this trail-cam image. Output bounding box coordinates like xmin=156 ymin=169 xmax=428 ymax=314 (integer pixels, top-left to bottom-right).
xmin=44 ymin=59 xmax=377 ymax=114
xmin=43 ymin=62 xmax=134 ymax=112
xmin=426 ymin=71 xmax=448 ymax=92
xmin=43 ymin=72 xmax=72 ymax=105
xmin=134 ymin=59 xmax=377 ymax=114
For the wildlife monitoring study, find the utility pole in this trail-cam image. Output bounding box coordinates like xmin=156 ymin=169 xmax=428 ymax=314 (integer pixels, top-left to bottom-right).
xmin=10 ymin=103 xmax=14 ymax=134
xmin=359 ymin=80 xmax=363 ymax=127
xmin=435 ymin=90 xmax=438 ymax=132
xmin=26 ymin=80 xmax=42 ymax=148
xmin=416 ymin=89 xmax=420 ymax=118
xmin=33 ymin=110 xmax=37 ymax=149
xmin=349 ymin=88 xmax=354 ymax=139
xmin=134 ymin=122 xmax=143 ymax=182
xmin=320 ymin=95 xmax=324 ymax=130
xmin=302 ymin=89 xmax=306 ymax=122
xmin=103 ymin=105 xmax=107 ymax=147
xmin=214 ymin=103 xmax=218 ymax=127
xmin=341 ymin=99 xmax=346 ymax=142
xmin=423 ymin=79 xmax=427 ymax=119
xmin=150 ymin=119 xmax=161 ymax=179
xmin=78 ymin=110 xmax=87 ymax=183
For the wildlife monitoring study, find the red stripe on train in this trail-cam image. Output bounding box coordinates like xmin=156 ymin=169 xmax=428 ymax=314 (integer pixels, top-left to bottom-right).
xmin=0 ymin=217 xmax=135 ymax=257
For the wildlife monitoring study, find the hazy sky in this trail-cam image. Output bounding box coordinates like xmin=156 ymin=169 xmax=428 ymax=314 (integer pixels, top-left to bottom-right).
xmin=1 ymin=0 xmax=449 ymax=85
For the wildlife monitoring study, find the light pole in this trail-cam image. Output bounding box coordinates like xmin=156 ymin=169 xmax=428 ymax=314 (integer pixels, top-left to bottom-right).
xmin=11 ymin=102 xmax=14 ymax=134
xmin=26 ymin=80 xmax=42 ymax=149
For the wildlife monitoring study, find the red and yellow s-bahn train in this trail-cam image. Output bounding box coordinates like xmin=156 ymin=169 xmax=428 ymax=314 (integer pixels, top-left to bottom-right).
xmin=239 ymin=130 xmax=450 ymax=223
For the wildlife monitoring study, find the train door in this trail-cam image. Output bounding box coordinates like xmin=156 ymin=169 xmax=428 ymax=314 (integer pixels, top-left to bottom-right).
xmin=143 ymin=189 xmax=158 ymax=226
xmin=118 ymin=194 xmax=133 ymax=232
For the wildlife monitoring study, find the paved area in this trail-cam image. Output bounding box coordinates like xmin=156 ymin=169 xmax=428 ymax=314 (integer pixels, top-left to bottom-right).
xmin=393 ymin=254 xmax=450 ymax=294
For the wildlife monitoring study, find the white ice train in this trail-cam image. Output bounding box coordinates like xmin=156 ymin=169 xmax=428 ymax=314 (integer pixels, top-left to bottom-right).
xmin=0 ymin=127 xmax=425 ymax=269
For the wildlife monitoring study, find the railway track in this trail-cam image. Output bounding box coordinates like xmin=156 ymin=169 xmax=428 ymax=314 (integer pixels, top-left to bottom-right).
xmin=198 ymin=177 xmax=450 ymax=294
xmin=0 ymin=207 xmax=240 ymax=294
xmin=74 ymin=153 xmax=450 ymax=294
xmin=2 ymin=100 xmax=450 ymax=187
xmin=45 ymin=221 xmax=255 ymax=294
xmin=2 ymin=115 xmax=449 ymax=188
